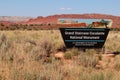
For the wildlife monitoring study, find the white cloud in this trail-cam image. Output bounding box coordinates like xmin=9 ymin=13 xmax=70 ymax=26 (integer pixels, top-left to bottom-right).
xmin=60 ymin=8 xmax=66 ymax=10
xmin=60 ymin=7 xmax=72 ymax=11
xmin=67 ymin=8 xmax=72 ymax=10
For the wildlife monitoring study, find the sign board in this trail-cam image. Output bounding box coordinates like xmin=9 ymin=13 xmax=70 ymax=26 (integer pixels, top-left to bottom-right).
xmin=59 ymin=19 xmax=112 ymax=48
xmin=60 ymin=28 xmax=110 ymax=48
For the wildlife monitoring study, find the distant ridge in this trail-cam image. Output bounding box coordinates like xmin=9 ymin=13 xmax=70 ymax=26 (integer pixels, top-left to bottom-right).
xmin=0 ymin=14 xmax=120 ymax=28
xmin=0 ymin=16 xmax=33 ymax=22
xmin=24 ymin=14 xmax=120 ymax=28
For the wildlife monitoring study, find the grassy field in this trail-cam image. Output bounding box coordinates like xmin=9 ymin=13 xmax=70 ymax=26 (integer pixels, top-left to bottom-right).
xmin=0 ymin=30 xmax=120 ymax=80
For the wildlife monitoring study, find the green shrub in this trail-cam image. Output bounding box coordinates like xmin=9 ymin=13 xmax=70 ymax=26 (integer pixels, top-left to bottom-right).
xmin=78 ymin=53 xmax=99 ymax=67
xmin=91 ymin=72 xmax=104 ymax=80
xmin=71 ymin=48 xmax=79 ymax=56
xmin=64 ymin=48 xmax=79 ymax=59
xmin=64 ymin=51 xmax=73 ymax=59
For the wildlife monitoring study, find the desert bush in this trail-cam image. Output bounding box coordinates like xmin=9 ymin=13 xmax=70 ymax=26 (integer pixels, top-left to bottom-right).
xmin=34 ymin=38 xmax=52 ymax=59
xmin=0 ymin=23 xmax=4 ymax=26
xmin=64 ymin=51 xmax=73 ymax=59
xmin=90 ymin=72 xmax=104 ymax=80
xmin=40 ymin=39 xmax=53 ymax=57
xmin=71 ymin=48 xmax=79 ymax=56
xmin=111 ymin=28 xmax=120 ymax=31
xmin=78 ymin=53 xmax=99 ymax=68
xmin=23 ymin=36 xmax=54 ymax=62
xmin=64 ymin=48 xmax=79 ymax=59
xmin=0 ymin=33 xmax=12 ymax=53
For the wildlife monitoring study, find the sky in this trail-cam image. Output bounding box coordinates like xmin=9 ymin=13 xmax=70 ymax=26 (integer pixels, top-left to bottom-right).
xmin=0 ymin=0 xmax=120 ymax=17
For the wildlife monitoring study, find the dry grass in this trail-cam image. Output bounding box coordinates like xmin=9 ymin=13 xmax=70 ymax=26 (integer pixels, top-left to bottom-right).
xmin=105 ymin=31 xmax=120 ymax=51
xmin=0 ymin=30 xmax=120 ymax=80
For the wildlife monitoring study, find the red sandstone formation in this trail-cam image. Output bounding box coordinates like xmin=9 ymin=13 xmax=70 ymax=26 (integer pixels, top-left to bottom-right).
xmin=0 ymin=21 xmax=14 ymax=26
xmin=0 ymin=14 xmax=120 ymax=28
xmin=24 ymin=14 xmax=120 ymax=28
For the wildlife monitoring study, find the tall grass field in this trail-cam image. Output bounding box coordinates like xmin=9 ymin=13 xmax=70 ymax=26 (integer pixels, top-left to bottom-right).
xmin=0 ymin=30 xmax=120 ymax=80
